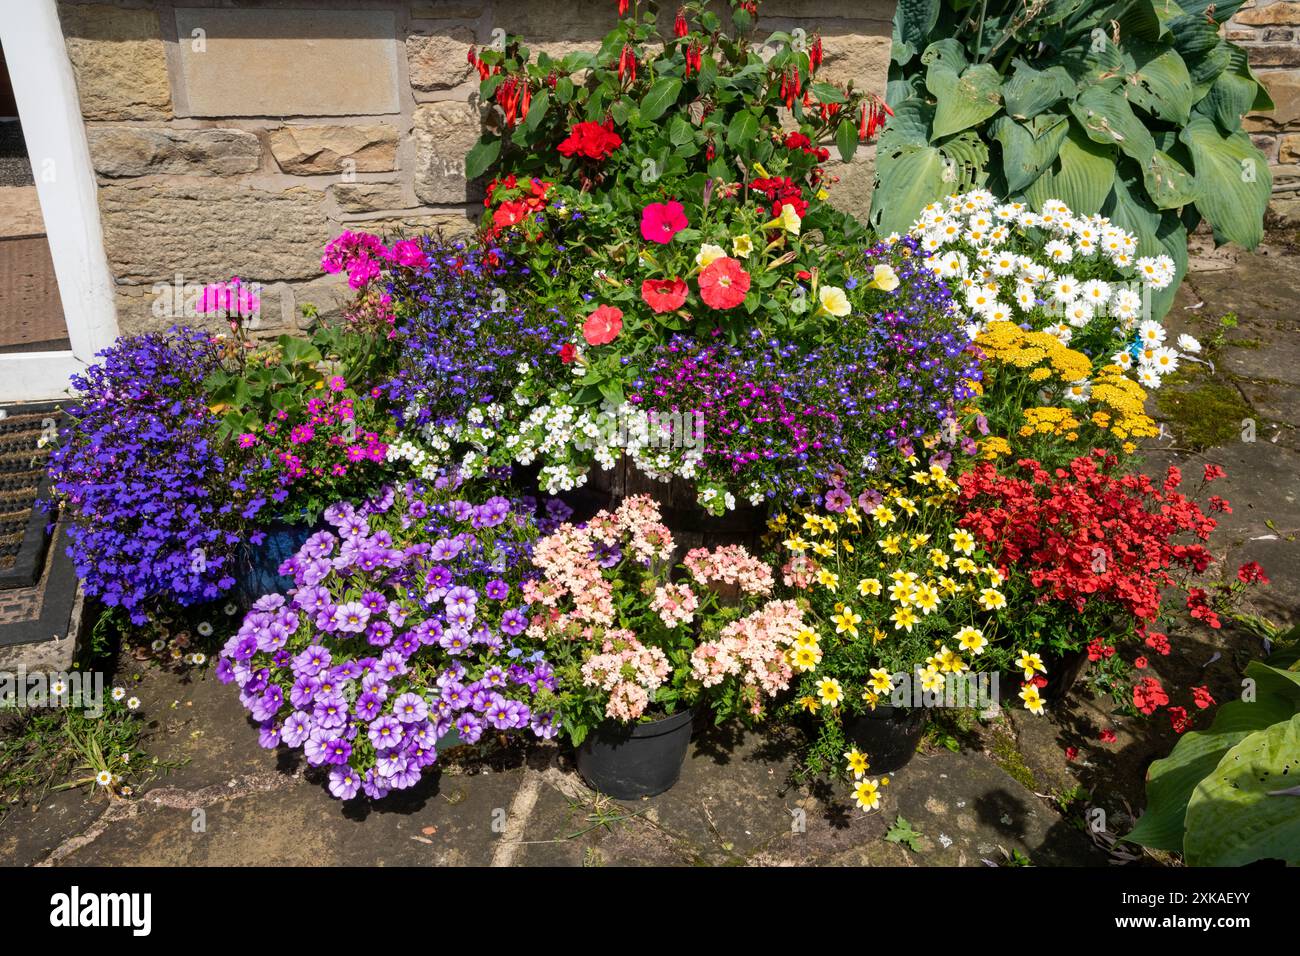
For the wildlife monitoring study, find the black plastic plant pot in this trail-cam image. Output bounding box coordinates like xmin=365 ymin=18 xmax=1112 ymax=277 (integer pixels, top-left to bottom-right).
xmin=574 ymin=706 xmax=696 ymax=799
xmin=844 ymin=706 xmax=928 ymax=774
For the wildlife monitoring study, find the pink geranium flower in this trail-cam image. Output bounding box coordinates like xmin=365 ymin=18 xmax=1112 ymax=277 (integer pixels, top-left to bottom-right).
xmin=640 ymin=201 xmax=688 ymax=244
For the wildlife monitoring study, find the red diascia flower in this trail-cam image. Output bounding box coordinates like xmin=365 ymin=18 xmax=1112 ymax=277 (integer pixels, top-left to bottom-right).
xmin=957 ymin=451 xmax=1216 ymax=624
xmin=1191 ymin=685 xmax=1215 ymax=710
xmin=1065 ymin=746 xmax=1079 ymax=761
xmin=1098 ymin=728 xmax=1118 ymax=744
xmin=1237 ymin=561 xmax=1270 ymax=585
xmin=640 ymin=201 xmax=688 ymax=244
xmin=559 ymin=343 xmax=577 ymax=364
xmin=557 ymin=120 xmax=623 ymax=162
xmin=1086 ymin=638 xmax=1115 ymax=662
xmin=1203 ymin=463 xmax=1226 ymax=482
xmin=641 ymin=277 xmax=688 ymax=313
xmin=582 ymin=305 xmax=623 ymax=346
xmin=1134 ymin=656 xmax=1148 ymax=669
xmin=1168 ymin=705 xmax=1191 ymax=734
xmin=1144 ymin=631 xmax=1171 ymax=656
xmin=697 ymin=256 xmax=750 ymax=310
xmin=1133 ymin=677 xmax=1169 ymax=715
xmin=1186 ymin=587 xmax=1221 ymax=629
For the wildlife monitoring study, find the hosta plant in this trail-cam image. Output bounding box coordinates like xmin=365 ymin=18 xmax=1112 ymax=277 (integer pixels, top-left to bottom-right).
xmin=877 ymin=0 xmax=1274 ymax=317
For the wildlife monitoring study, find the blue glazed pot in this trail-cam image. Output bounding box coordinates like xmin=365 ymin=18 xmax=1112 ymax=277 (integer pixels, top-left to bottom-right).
xmin=234 ymin=521 xmax=317 ymax=602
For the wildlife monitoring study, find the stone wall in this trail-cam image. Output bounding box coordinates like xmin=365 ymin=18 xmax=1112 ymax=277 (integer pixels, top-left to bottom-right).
xmin=54 ymin=0 xmax=892 ymax=338
xmin=1230 ymin=0 xmax=1300 ymax=221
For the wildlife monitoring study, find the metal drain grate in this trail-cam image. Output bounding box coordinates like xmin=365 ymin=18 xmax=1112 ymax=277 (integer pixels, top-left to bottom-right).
xmin=0 ymin=404 xmax=61 ymax=586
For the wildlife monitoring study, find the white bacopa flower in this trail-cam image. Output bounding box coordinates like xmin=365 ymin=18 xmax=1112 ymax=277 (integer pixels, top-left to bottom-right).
xmin=1177 ymin=333 xmax=1202 ymax=354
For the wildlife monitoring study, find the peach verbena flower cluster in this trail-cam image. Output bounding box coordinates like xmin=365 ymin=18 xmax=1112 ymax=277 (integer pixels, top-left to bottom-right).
xmin=690 ymin=599 xmax=806 ymax=711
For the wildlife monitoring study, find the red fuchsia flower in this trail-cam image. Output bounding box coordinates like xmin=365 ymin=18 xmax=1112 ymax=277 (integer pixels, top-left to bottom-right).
xmin=1098 ymin=728 xmax=1118 ymax=743
xmin=1203 ymin=463 xmax=1226 ymax=482
xmin=809 ymin=34 xmax=824 ymax=72
xmin=640 ymin=201 xmax=688 ymax=244
xmin=1191 ymin=685 xmax=1215 ymax=710
xmin=557 ymin=120 xmax=623 ymax=162
xmin=618 ymin=44 xmax=637 ymax=85
xmin=697 ymin=256 xmax=750 ymax=310
xmin=1133 ymin=677 xmax=1169 ymax=715
xmin=685 ymin=41 xmax=703 ymax=77
xmin=559 ymin=343 xmax=577 ymax=364
xmin=674 ymin=7 xmax=688 ymax=37
xmin=1168 ymin=706 xmax=1191 ymax=734
xmin=1143 ymin=631 xmax=1171 ymax=655
xmin=618 ymin=0 xmax=629 ymax=15
xmin=1237 ymin=561 xmax=1270 ymax=585
xmin=582 ymin=305 xmax=623 ymax=346
xmin=641 ymin=277 xmax=688 ymax=313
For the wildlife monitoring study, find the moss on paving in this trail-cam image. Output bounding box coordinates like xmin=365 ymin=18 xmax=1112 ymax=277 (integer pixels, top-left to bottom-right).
xmin=1155 ymin=381 xmax=1254 ymax=450
xmin=986 ymin=720 xmax=1039 ymax=792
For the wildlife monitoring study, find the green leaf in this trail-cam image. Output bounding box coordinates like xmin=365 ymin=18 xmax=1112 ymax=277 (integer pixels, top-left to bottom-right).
xmin=523 ymin=88 xmax=550 ymax=132
xmin=1025 ymin=123 xmax=1115 ymax=215
xmin=1144 ymin=148 xmax=1197 ymax=209
xmin=1002 ymin=61 xmax=1077 ymax=121
xmin=927 ymin=63 xmax=1003 ymax=138
xmin=1069 ymin=87 xmax=1156 ymax=166
xmin=1180 ymin=116 xmax=1271 ymax=248
xmin=1199 ymin=45 xmax=1271 ymax=133
xmin=1125 ymin=38 xmax=1195 ymax=124
xmin=810 ymin=82 xmax=847 ymax=104
xmin=668 ymin=115 xmax=694 ymax=147
xmin=893 ymin=0 xmax=940 ymax=64
xmin=640 ymin=77 xmax=682 ymax=123
xmin=464 ymin=135 xmax=501 ymax=180
xmin=835 ymin=118 xmax=858 ymax=164
xmin=993 ymin=113 xmax=1068 ymax=193
xmin=725 ymin=110 xmax=759 ymax=149
xmin=870 ymin=145 xmax=948 ymax=234
xmin=1184 ymin=715 xmax=1300 ymax=866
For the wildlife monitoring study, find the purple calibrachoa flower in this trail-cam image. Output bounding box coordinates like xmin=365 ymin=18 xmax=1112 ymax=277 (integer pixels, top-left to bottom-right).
xmin=392 ymin=692 xmax=429 ymax=723
xmin=218 ymin=481 xmax=563 ymax=802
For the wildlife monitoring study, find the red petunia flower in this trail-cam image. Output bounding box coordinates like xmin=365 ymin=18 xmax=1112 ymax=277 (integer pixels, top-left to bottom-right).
xmin=559 ymin=343 xmax=577 ymax=364
xmin=582 ymin=305 xmax=623 ymax=346
xmin=557 ymin=120 xmax=623 ymax=162
xmin=1191 ymin=685 xmax=1215 ymax=710
xmin=697 ymin=256 xmax=750 ymax=310
xmin=640 ymin=201 xmax=688 ymax=244
xmin=641 ymin=277 xmax=688 ymax=313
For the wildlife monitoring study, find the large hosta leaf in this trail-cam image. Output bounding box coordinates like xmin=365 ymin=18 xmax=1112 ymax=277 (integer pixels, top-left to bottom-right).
xmin=1181 ymin=116 xmax=1271 ymax=248
xmin=1144 ymin=148 xmax=1198 ymax=209
xmin=994 ymin=113 xmax=1069 ymax=193
xmin=1198 ymin=44 xmax=1273 ymax=132
xmin=1125 ymin=38 xmax=1194 ymax=124
xmin=1025 ymin=123 xmax=1115 ymax=215
xmin=927 ymin=63 xmax=1003 ymax=138
xmin=870 ymin=133 xmax=987 ymax=234
xmin=1169 ymin=15 xmax=1232 ymax=98
xmin=1102 ymin=166 xmax=1185 ymax=318
xmin=1070 ymin=87 xmax=1156 ymax=165
xmin=1184 ymin=715 xmax=1300 ymax=866
xmin=893 ymin=0 xmax=940 ymax=64
xmin=1002 ymin=61 xmax=1077 ymax=120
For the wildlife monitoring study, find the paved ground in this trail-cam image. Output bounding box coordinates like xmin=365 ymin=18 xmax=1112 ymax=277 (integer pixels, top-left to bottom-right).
xmin=2 ymin=235 xmax=1297 ymax=867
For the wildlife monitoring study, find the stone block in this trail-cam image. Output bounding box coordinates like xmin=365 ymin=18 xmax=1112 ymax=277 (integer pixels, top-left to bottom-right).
xmin=413 ymin=101 xmax=483 ymax=204
xmin=408 ymin=27 xmax=477 ymax=91
xmin=58 ymin=4 xmax=172 ymax=120
xmin=87 ymin=127 xmax=261 ymax=177
xmin=268 ymin=124 xmax=400 ymax=175
xmin=173 ymin=8 xmax=401 ymax=117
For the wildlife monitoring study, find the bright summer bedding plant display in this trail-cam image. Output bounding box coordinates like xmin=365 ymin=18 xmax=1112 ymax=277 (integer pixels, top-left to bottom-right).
xmin=38 ymin=0 xmax=1274 ymax=841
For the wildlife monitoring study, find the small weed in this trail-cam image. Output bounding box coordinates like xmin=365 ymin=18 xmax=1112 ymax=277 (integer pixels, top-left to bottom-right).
xmin=885 ymin=815 xmax=923 ymax=852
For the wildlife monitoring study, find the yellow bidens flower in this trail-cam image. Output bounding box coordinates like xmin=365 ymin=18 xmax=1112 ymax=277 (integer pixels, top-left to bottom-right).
xmin=858 ymin=577 xmax=882 ymax=597
xmin=832 ymin=607 xmax=862 ymax=638
xmin=977 ymin=587 xmax=1007 ymax=611
xmin=845 ymin=749 xmax=871 ymax=779
xmin=793 ymin=627 xmax=819 ymax=649
xmin=1019 ymin=683 xmax=1045 ymax=716
xmin=868 ymin=263 xmax=900 ymax=292
xmin=818 ymin=285 xmax=851 ymax=317
xmin=853 ymin=778 xmax=882 ymax=811
xmin=1015 ymin=650 xmax=1047 ymax=680
xmin=891 ymin=606 xmax=919 ymax=632
xmin=949 ymin=529 xmax=976 ymax=555
xmin=868 ymin=667 xmax=894 ymax=694
xmin=817 ymin=677 xmax=844 ymax=708
xmin=955 ymin=626 xmax=987 ymax=655
xmin=817 ymin=569 xmax=840 ymax=591
xmin=791 ymin=643 xmax=823 ymax=673
xmin=797 ymin=695 xmax=821 ymax=713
